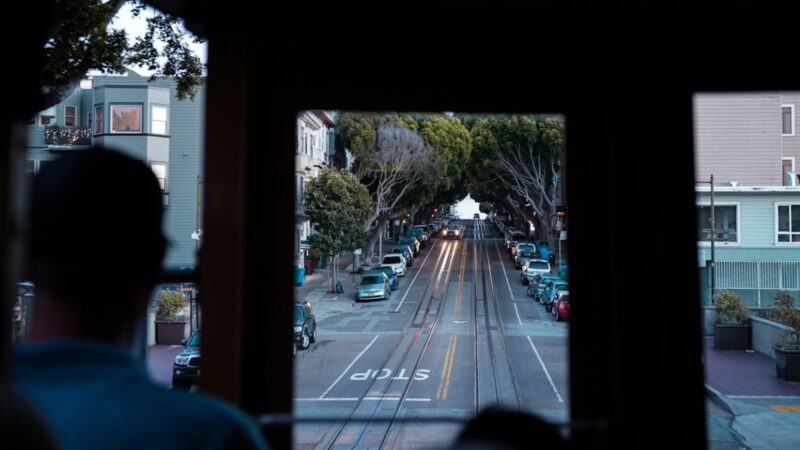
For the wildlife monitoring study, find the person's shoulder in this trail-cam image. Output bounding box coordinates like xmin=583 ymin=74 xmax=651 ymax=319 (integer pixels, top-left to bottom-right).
xmin=138 ymin=388 xmax=270 ymax=450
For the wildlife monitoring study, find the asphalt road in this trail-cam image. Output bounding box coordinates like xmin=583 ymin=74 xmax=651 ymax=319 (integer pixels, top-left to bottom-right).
xmin=294 ymin=219 xmax=569 ymax=449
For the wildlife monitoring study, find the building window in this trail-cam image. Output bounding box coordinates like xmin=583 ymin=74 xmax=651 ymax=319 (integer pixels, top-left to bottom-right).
xmin=150 ymin=162 xmax=168 ymax=192
xmin=783 ymin=105 xmax=795 ymax=136
xmin=94 ymin=106 xmax=103 ymax=135
xmin=87 ymin=112 xmax=92 ymax=129
xmin=64 ymin=106 xmax=76 ymax=127
xmin=151 ymin=105 xmax=168 ymax=135
xmin=777 ymin=204 xmax=800 ymax=243
xmin=697 ymin=204 xmax=738 ymax=243
xmin=783 ymin=158 xmax=796 ymax=186
xmin=110 ymin=104 xmax=142 ymax=133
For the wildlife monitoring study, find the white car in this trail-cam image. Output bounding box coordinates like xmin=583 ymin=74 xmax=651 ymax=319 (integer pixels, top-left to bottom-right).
xmin=520 ymin=259 xmax=551 ymax=284
xmin=381 ymin=253 xmax=407 ymax=277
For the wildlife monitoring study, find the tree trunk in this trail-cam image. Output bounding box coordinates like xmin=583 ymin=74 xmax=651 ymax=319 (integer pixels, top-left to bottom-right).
xmin=329 ymin=255 xmax=335 ymax=293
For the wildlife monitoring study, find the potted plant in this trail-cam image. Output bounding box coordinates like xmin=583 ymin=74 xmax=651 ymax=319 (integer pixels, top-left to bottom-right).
xmin=155 ymin=290 xmax=189 ymax=345
xmin=771 ymin=291 xmax=800 ymax=381
xmin=713 ymin=290 xmax=751 ymax=350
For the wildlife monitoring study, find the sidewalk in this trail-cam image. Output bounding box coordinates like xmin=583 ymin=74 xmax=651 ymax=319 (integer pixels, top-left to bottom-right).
xmin=704 ymin=336 xmax=800 ymax=449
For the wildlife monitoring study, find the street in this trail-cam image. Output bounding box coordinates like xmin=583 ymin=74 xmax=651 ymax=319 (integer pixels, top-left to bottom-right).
xmin=293 ymin=219 xmax=569 ymax=449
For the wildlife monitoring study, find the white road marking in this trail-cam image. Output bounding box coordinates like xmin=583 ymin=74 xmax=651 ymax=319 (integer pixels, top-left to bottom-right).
xmin=527 ymin=335 xmax=564 ymax=403
xmin=393 ymin=240 xmax=443 ymax=313
xmin=513 ymin=303 xmax=523 ymax=324
xmin=318 ymin=334 xmax=379 ymax=399
xmin=494 ymin=241 xmax=516 ymax=301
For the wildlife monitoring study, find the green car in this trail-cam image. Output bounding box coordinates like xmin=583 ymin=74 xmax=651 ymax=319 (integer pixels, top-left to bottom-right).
xmin=357 ymin=274 xmax=391 ymax=302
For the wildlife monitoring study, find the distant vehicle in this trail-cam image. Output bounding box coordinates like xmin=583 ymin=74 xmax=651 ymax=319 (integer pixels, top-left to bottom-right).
xmin=542 ymin=280 xmax=570 ymax=311
xmin=372 ymin=265 xmax=399 ymax=290
xmin=514 ymin=245 xmax=537 ymax=269
xmin=443 ymin=227 xmax=461 ymax=240
xmin=173 ymin=330 xmax=201 ymax=390
xmin=526 ymin=273 xmax=560 ymax=297
xmin=473 ymin=213 xmax=480 ymax=219
xmin=294 ymin=300 xmax=317 ymax=349
xmin=357 ymin=273 xmax=391 ymax=302
xmin=381 ymin=253 xmax=407 ymax=277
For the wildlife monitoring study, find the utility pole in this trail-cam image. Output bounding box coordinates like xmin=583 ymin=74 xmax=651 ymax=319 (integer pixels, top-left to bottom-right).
xmin=710 ymin=174 xmax=716 ymax=303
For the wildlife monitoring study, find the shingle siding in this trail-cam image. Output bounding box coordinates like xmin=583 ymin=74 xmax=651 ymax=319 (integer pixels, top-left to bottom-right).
xmin=694 ymin=93 xmax=782 ymax=186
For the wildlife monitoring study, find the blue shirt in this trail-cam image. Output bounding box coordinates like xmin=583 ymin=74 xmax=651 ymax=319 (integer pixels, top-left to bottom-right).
xmin=14 ymin=341 xmax=270 ymax=450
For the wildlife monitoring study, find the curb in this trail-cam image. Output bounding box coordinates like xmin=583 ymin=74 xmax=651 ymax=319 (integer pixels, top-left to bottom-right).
xmin=705 ymin=383 xmax=741 ymax=416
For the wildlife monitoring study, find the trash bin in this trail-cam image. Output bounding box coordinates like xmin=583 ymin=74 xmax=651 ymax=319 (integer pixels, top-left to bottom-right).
xmin=294 ymin=267 xmax=305 ymax=287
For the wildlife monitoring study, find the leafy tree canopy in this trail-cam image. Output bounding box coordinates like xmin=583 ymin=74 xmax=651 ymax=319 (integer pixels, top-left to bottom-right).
xmin=37 ymin=0 xmax=204 ymax=112
xmin=304 ymin=169 xmax=373 ymax=256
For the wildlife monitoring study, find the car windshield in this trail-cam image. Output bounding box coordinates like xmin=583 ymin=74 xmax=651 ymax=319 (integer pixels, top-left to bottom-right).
xmin=295 ymin=305 xmax=305 ymax=322
xmin=187 ymin=330 xmax=201 ymax=346
xmin=520 ymin=251 xmax=536 ymax=258
xmin=529 ymin=262 xmax=550 ymax=270
xmin=383 ymin=256 xmax=402 ymax=264
xmin=373 ymin=268 xmax=391 ymax=276
xmin=555 ymin=283 xmax=569 ymax=291
xmin=361 ymin=275 xmax=383 ymax=285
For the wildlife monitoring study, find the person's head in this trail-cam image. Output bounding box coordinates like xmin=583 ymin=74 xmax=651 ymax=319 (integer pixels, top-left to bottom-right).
xmin=28 ymin=148 xmax=166 ymax=327
xmin=454 ymin=407 xmax=568 ymax=450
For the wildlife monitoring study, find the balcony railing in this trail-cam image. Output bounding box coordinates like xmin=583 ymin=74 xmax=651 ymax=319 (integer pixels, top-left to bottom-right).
xmin=45 ymin=126 xmax=92 ymax=146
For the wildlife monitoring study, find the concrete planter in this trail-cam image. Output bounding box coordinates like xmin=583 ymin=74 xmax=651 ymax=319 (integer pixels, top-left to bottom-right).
xmin=774 ymin=347 xmax=800 ymax=382
xmin=714 ymin=325 xmax=751 ymax=350
xmin=155 ymin=320 xmax=189 ymax=345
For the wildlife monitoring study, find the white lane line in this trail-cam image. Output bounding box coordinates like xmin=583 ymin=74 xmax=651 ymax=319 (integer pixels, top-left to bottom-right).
xmin=526 ymin=335 xmax=564 ymax=403
xmin=318 ymin=334 xmax=380 ymax=399
xmin=393 ymin=241 xmax=443 ymax=313
xmin=513 ymin=303 xmax=523 ymax=324
xmin=494 ymin=241 xmax=516 ymax=301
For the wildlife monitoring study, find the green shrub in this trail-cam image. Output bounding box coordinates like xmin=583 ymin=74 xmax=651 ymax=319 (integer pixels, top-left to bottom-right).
xmin=157 ymin=290 xmax=186 ymax=321
xmin=772 ymin=291 xmax=800 ymax=351
xmin=713 ymin=290 xmax=750 ymax=326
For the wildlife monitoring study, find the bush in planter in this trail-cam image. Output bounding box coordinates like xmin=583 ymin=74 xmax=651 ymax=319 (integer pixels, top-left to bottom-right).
xmin=770 ymin=291 xmax=800 ymax=381
xmin=772 ymin=291 xmax=800 ymax=351
xmin=157 ymin=290 xmax=186 ymax=321
xmin=712 ymin=290 xmax=751 ymax=350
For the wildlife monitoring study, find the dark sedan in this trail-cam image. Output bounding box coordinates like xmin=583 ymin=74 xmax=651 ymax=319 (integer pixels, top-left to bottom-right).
xmin=295 ymin=301 xmax=317 ymax=350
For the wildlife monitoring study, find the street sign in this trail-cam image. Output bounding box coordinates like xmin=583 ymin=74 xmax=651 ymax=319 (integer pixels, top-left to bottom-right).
xmin=394 ymin=219 xmax=400 ymax=226
xmin=354 ymin=249 xmax=362 ymax=255
xmin=559 ymin=231 xmax=567 ymax=240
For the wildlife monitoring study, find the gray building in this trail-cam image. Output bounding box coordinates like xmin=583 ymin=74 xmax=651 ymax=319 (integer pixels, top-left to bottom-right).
xmin=27 ymin=69 xmax=205 ymax=269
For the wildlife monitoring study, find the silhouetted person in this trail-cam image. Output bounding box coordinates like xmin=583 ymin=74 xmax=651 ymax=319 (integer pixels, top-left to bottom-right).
xmin=14 ymin=148 xmax=269 ymax=450
xmin=452 ymin=407 xmax=569 ymax=450
xmin=0 ymin=388 xmax=60 ymax=450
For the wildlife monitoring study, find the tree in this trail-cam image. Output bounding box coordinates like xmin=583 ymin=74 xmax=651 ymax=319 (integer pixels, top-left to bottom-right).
xmin=31 ymin=0 xmax=204 ymax=113
xmin=304 ymin=169 xmax=372 ymax=292
xmin=494 ymin=117 xmax=565 ymax=243
xmin=357 ymin=124 xmax=434 ymax=261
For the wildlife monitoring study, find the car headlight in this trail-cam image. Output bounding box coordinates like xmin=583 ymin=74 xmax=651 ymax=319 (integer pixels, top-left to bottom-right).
xmin=294 ymin=326 xmax=302 ymax=332
xmin=175 ymin=354 xmax=191 ymax=366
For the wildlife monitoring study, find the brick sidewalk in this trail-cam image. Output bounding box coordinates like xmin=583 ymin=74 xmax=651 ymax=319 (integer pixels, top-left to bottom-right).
xmin=704 ymin=337 xmax=800 ymax=397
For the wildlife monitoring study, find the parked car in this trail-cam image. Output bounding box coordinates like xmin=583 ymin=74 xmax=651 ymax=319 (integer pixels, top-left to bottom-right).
xmin=172 ymin=330 xmax=201 ymax=390
xmin=294 ymin=300 xmax=317 ymax=349
xmin=514 ymin=243 xmax=537 ymax=268
xmin=372 ymin=265 xmax=399 ymax=290
xmin=392 ymin=246 xmax=414 ymax=265
xmin=520 ymin=259 xmax=552 ymax=285
xmin=526 ymin=273 xmax=561 ymax=297
xmin=381 ymin=253 xmax=407 ymax=276
xmin=357 ymin=273 xmax=391 ymax=302
xmin=399 ymin=237 xmax=420 ymax=256
xmin=552 ymin=293 xmax=570 ymax=321
xmin=542 ymin=280 xmax=570 ymax=311
xmin=533 ymin=240 xmax=552 ymax=260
